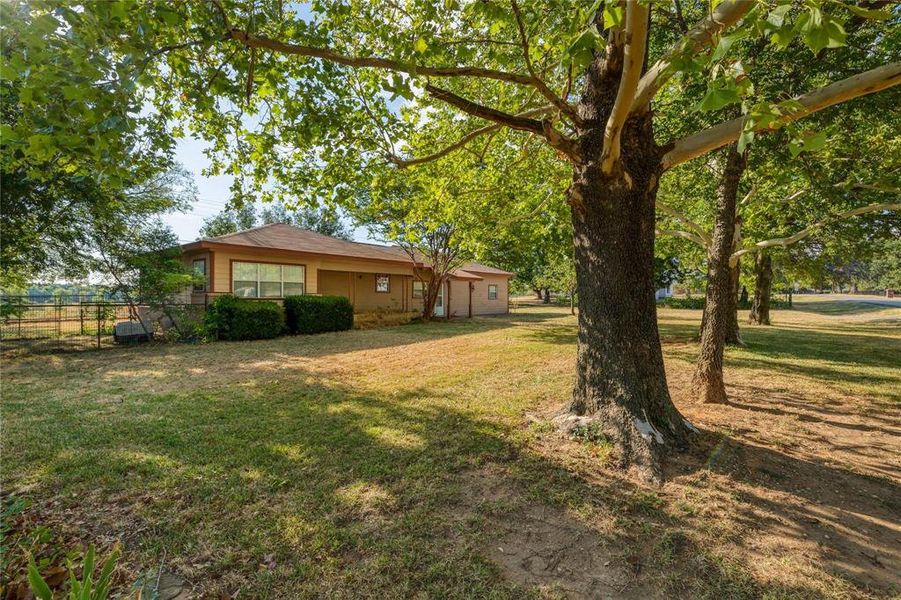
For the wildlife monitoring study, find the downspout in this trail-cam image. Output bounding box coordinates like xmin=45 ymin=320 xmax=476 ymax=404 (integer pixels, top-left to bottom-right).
xmin=468 ymin=282 xmax=473 ymax=318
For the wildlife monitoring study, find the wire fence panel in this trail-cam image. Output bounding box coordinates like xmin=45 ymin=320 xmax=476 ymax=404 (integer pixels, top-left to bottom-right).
xmin=1 ymin=296 xmax=206 ymax=354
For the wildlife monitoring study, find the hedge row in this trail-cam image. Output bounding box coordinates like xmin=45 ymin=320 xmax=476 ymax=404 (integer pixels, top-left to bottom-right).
xmin=204 ymin=295 xmax=285 ymax=341
xmin=284 ymin=295 xmax=354 ymax=334
xmin=204 ymin=294 xmax=354 ymax=341
xmin=659 ymin=296 xmax=791 ymax=310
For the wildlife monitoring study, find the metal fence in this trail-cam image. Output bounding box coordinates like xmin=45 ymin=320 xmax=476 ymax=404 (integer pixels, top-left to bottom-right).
xmin=1 ymin=295 xmax=206 ymax=354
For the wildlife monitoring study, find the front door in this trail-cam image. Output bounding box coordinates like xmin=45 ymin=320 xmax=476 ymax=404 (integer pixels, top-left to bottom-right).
xmin=434 ymin=282 xmax=445 ymax=317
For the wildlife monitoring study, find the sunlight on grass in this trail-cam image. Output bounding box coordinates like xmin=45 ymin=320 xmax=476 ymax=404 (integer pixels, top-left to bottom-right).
xmin=2 ymin=301 xmax=899 ymax=598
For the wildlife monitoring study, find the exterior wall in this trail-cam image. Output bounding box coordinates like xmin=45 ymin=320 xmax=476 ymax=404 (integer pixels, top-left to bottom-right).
xmin=447 ymin=279 xmax=472 ymax=318
xmin=182 ymin=245 xmax=509 ymax=316
xmin=469 ymin=275 xmax=510 ymax=315
xmin=180 ymin=250 xmax=212 ymax=304
xmin=207 ymin=249 xmax=415 ymax=297
xmin=351 ymin=272 xmax=407 ymax=312
xmin=318 ymin=269 xmax=353 ymax=298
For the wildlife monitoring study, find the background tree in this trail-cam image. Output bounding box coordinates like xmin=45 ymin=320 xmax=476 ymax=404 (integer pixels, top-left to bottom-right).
xmin=198 ymin=201 xmax=354 ymax=239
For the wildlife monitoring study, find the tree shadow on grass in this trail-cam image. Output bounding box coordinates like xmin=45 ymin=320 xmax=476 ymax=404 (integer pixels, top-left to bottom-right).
xmin=667 ymin=428 xmax=901 ymax=593
xmin=7 ymin=363 xmax=897 ymax=598
xmin=791 ymin=300 xmax=895 ymax=316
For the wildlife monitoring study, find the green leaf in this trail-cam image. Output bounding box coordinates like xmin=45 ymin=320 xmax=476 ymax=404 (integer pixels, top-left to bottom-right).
xmin=765 ymin=4 xmax=792 ymax=28
xmin=603 ymin=2 xmax=623 ymax=30
xmin=789 ymin=131 xmax=828 ymax=157
xmin=798 ymin=8 xmax=846 ymax=54
xmin=413 ymin=37 xmax=428 ymax=54
xmin=710 ymin=29 xmax=748 ymax=62
xmin=563 ymin=27 xmax=602 ymax=68
xmin=27 ymin=559 xmax=53 ymax=600
xmin=844 ymin=4 xmax=892 ymax=20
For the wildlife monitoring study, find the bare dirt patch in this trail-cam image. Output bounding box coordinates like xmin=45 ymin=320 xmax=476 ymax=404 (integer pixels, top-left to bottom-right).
xmin=455 ymin=466 xmax=652 ymax=599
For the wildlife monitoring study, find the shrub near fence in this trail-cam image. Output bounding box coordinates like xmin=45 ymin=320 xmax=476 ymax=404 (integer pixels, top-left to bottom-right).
xmin=284 ymin=295 xmax=354 ymax=334
xmin=205 ymin=295 xmax=285 ymax=341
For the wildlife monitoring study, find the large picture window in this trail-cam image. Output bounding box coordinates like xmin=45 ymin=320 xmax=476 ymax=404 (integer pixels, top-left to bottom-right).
xmin=192 ymin=259 xmax=207 ymax=292
xmin=232 ymin=261 xmax=305 ymax=298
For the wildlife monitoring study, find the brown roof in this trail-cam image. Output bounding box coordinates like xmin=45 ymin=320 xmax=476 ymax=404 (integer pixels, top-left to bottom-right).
xmin=449 ymin=269 xmax=484 ymax=281
xmin=457 ymin=262 xmax=515 ymax=277
xmin=182 ymin=223 xmax=513 ymax=276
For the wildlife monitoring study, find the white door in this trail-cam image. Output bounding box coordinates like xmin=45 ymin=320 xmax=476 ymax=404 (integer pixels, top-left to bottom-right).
xmin=434 ymin=283 xmax=445 ymax=317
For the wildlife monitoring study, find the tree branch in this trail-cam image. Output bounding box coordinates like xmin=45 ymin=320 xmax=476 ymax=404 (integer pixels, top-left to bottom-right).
xmin=657 ymin=202 xmax=711 ymax=247
xmin=389 ymin=106 xmax=554 ymax=167
xmin=601 ymin=0 xmax=650 ymax=174
xmin=663 ymin=62 xmax=901 ymax=170
xmin=510 ymin=0 xmax=580 ymax=123
xmin=425 ymin=85 xmax=579 ymax=160
xmin=632 ymin=0 xmax=753 ymax=114
xmin=655 ymin=228 xmax=707 ymax=249
xmin=729 ymin=202 xmax=901 ymax=266
xmin=224 ymin=28 xmax=538 ymax=87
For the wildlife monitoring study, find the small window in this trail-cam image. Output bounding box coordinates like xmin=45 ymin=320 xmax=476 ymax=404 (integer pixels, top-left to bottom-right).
xmin=192 ymin=259 xmax=207 ymax=292
xmin=412 ymin=280 xmax=424 ymax=299
xmin=488 ymin=284 xmax=498 ymax=300
xmin=375 ymin=274 xmax=390 ymax=293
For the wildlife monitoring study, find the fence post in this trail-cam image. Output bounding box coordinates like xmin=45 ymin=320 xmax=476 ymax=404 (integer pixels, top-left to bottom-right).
xmin=96 ymin=304 xmax=101 ymax=349
xmin=80 ymin=305 xmax=84 ymax=335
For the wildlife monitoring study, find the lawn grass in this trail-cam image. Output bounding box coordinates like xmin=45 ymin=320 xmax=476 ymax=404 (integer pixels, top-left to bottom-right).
xmin=2 ymin=299 xmax=899 ymax=598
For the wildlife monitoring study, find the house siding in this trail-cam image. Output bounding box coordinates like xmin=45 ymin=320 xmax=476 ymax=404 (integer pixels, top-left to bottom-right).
xmin=469 ymin=275 xmax=509 ymax=315
xmin=181 ymin=244 xmax=510 ymax=316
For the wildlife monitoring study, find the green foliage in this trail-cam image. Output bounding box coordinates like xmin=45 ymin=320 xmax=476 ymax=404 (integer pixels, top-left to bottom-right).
xmin=659 ymin=296 xmax=707 ymax=310
xmin=28 ymin=545 xmax=119 ymax=600
xmin=866 ymin=238 xmax=901 ymax=290
xmin=284 ymin=295 xmax=354 ymax=335
xmin=198 ymin=202 xmax=353 ymax=240
xmin=204 ymin=295 xmax=285 ymax=341
xmin=660 ymin=296 xmax=792 ymax=310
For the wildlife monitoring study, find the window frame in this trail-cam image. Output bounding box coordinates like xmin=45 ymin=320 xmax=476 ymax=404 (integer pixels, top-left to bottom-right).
xmin=192 ymin=258 xmax=207 ymax=292
xmin=412 ymin=280 xmax=424 ymax=299
xmin=375 ymin=273 xmax=390 ymax=293
xmin=488 ymin=284 xmax=498 ymax=300
xmin=230 ymin=260 xmax=306 ymax=298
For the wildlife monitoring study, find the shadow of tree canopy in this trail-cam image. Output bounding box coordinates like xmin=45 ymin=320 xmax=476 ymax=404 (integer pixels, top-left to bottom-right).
xmin=3 ymin=306 xmax=899 ymax=598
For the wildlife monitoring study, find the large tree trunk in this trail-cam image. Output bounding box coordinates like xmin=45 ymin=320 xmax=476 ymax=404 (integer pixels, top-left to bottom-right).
xmin=542 ymin=288 xmax=551 ymax=304
xmin=567 ymin=66 xmax=691 ymax=483
xmin=692 ymin=144 xmax=746 ymax=404
xmin=749 ymin=251 xmax=773 ymax=325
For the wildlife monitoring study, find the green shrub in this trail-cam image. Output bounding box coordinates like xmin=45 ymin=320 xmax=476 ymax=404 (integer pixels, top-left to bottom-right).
xmin=659 ymin=296 xmax=706 ymax=309
xmin=205 ymin=295 xmax=284 ymax=341
xmin=660 ymin=296 xmax=791 ymax=310
xmin=284 ymin=295 xmax=354 ymax=334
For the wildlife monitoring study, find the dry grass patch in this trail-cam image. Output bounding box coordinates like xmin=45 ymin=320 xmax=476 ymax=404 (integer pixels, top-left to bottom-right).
xmin=2 ymin=300 xmax=899 ymax=598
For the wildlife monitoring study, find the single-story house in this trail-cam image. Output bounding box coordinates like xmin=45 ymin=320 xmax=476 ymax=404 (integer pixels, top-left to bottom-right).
xmin=179 ymin=223 xmax=514 ymax=317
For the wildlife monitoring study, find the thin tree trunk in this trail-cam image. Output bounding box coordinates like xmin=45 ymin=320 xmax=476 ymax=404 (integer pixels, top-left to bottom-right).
xmin=570 ymin=289 xmax=575 ymax=315
xmin=724 ymin=259 xmax=743 ymax=346
xmin=542 ymin=288 xmax=551 ymax=304
xmin=568 ymin=66 xmax=691 ymax=482
xmin=692 ymin=144 xmax=746 ymax=404
xmin=749 ymin=251 xmax=773 ymax=325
